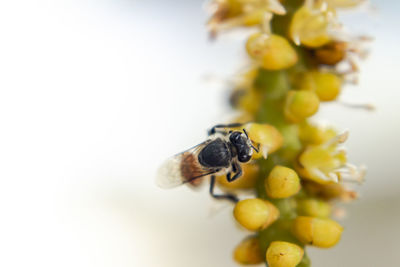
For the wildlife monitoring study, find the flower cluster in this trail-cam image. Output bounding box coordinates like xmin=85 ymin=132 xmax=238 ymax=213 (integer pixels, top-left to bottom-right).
xmin=208 ymin=0 xmax=368 ymax=266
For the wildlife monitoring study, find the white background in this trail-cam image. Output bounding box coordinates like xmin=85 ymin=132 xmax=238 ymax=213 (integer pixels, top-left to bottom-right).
xmin=0 ymin=0 xmax=399 ymax=266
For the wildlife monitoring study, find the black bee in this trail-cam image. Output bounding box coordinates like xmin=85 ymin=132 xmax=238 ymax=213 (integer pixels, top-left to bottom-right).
xmin=156 ymin=123 xmax=258 ymax=202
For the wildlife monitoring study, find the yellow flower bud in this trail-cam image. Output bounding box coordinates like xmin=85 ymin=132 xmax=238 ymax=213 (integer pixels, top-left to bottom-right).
xmin=289 ymin=5 xmax=332 ymax=48
xmin=246 ymin=33 xmax=298 ymax=70
xmin=299 ymin=122 xmax=337 ymax=145
xmin=314 ymin=42 xmax=347 ymax=65
xmin=314 ymin=75 xmax=341 ymax=101
xmin=265 ymin=166 xmax=301 ymax=199
xmin=295 ymin=132 xmax=350 ymax=184
xmin=233 ymin=236 xmax=264 ymax=265
xmin=298 ymin=71 xmax=342 ymax=101
xmin=208 ymin=0 xmax=286 ymax=33
xmin=266 ymin=241 xmax=304 ymax=267
xmin=209 ymin=0 xmax=242 ymax=22
xmin=277 ymin=124 xmax=302 ymax=162
xmin=217 ymin=163 xmax=259 ymax=190
xmin=241 ymin=9 xmax=266 ymax=26
xmin=231 ymin=88 xmax=263 ymax=115
xmin=292 ymin=216 xmax=343 ymax=248
xmin=244 ymin=122 xmax=284 ymax=158
xmin=234 ymin=198 xmax=280 ymax=231
xmin=297 ymin=198 xmax=331 ymax=218
xmin=284 ymin=90 xmax=320 ymax=123
xmin=303 ymin=181 xmax=357 ymax=201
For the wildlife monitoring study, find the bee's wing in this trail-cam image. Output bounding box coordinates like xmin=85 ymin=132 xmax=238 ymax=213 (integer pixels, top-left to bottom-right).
xmin=156 ymin=140 xmax=219 ymax=189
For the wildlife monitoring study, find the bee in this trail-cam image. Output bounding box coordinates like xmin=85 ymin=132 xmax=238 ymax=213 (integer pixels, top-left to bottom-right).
xmin=156 ymin=123 xmax=259 ymax=202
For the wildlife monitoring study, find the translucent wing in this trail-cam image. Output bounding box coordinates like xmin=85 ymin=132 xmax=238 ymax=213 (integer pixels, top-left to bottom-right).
xmin=156 ymin=140 xmax=219 ymax=189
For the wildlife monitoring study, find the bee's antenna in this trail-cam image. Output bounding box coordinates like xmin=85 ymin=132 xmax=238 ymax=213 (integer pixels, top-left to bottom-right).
xmin=251 ymin=144 xmax=259 ymax=153
xmin=243 ymin=128 xmax=259 ymax=153
xmin=242 ymin=128 xmax=249 ymax=139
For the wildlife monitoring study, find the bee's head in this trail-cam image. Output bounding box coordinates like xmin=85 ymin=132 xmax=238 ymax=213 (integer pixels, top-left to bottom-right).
xmin=229 ymin=129 xmax=258 ymax=163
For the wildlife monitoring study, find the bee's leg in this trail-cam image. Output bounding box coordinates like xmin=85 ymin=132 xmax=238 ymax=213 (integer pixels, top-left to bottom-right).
xmin=209 ymin=175 xmax=239 ymax=203
xmin=227 ymin=162 xmax=242 ymax=182
xmin=208 ymin=123 xmax=245 ymax=136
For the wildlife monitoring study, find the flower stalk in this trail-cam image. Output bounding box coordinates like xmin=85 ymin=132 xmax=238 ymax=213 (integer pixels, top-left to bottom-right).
xmin=207 ymin=0 xmax=369 ymax=265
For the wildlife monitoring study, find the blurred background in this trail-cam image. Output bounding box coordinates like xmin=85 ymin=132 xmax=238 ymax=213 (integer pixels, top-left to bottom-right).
xmin=0 ymin=0 xmax=399 ymax=266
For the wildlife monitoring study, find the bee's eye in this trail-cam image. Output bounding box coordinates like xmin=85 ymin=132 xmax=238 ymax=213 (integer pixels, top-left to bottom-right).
xmin=230 ymin=132 xmax=242 ymax=143
xmin=238 ymin=153 xmax=251 ymax=163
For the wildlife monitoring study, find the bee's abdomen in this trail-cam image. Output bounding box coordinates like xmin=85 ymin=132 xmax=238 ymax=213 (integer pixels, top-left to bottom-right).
xmin=180 ymin=152 xmax=205 ymax=184
xmin=198 ymin=138 xmax=231 ymax=168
